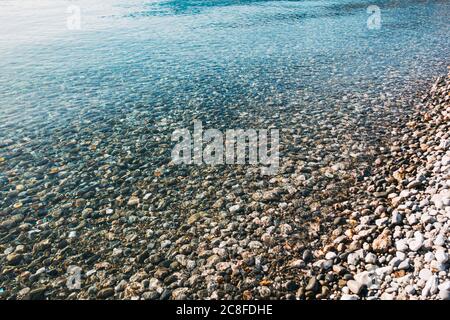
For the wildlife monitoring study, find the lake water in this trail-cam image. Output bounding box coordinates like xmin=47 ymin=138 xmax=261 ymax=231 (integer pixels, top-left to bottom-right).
xmin=0 ymin=0 xmax=449 ymax=216
xmin=0 ymin=0 xmax=449 ymax=134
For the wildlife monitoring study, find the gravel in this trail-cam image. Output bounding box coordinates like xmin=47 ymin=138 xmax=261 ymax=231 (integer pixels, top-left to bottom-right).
xmin=0 ymin=65 xmax=448 ymax=299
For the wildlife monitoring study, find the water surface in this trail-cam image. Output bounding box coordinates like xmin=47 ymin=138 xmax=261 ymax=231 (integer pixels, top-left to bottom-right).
xmin=0 ymin=0 xmax=449 ymax=133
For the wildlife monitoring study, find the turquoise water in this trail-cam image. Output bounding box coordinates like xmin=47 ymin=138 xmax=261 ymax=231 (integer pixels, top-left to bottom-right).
xmin=0 ymin=0 xmax=449 ymax=133
xmin=0 ymin=0 xmax=447 ymax=173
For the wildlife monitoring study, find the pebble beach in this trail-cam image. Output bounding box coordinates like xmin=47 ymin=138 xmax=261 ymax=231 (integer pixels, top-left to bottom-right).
xmin=1 ymin=71 xmax=448 ymax=300
xmin=0 ymin=0 xmax=449 ymax=300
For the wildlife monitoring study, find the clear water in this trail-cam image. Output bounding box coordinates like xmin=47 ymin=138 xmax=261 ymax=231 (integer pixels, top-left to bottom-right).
xmin=0 ymin=0 xmax=449 ymax=135
xmin=0 ymin=0 xmax=448 ymax=193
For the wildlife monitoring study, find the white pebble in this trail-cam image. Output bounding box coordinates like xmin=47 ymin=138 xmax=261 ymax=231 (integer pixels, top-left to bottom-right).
xmin=435 ymin=249 xmax=448 ymax=264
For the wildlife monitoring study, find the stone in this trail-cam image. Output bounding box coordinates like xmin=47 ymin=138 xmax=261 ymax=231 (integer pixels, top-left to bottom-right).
xmin=258 ymin=286 xmax=271 ymax=298
xmin=424 ymin=252 xmax=434 ymax=262
xmin=396 ymin=239 xmax=409 ymax=252
xmin=0 ymin=214 xmax=24 ymax=230
xmin=333 ymin=217 xmax=345 ymax=225
xmin=215 ymin=262 xmax=231 ymax=272
xmin=389 ymin=257 xmax=402 ymax=267
xmin=422 ymin=275 xmax=439 ymax=298
xmin=114 ymin=280 xmax=127 ymax=292
xmin=439 ymin=288 xmax=450 ymax=300
xmin=305 ymin=277 xmax=319 ymax=293
xmin=127 ymin=196 xmax=140 ymax=206
xmin=302 ymin=249 xmax=313 ymax=263
xmin=375 ymin=265 xmax=393 ymax=277
xmin=431 ymin=190 xmax=450 ymax=209
xmin=405 ymin=285 xmax=416 ymax=295
xmin=380 ymin=292 xmax=395 ymax=300
xmin=438 ymin=281 xmax=450 ymax=300
xmin=434 ymin=234 xmax=445 ymax=246
xmin=325 ymin=252 xmax=337 ymax=260
xmin=365 ymin=253 xmax=377 ymax=264
xmin=6 ymin=253 xmax=23 ymax=266
xmin=97 ymin=287 xmax=114 ymax=299
xmin=17 ymin=287 xmax=31 ymax=299
xmin=347 ymin=253 xmax=360 ymax=266
xmin=262 ymin=189 xmax=281 ymax=202
xmin=68 ymin=231 xmax=77 ymax=238
xmin=172 ymin=287 xmax=189 ymax=300
xmin=407 ymin=214 xmax=418 ymax=225
xmin=285 ymin=280 xmax=299 ymax=291
xmin=261 ymin=233 xmax=272 ymax=244
xmin=322 ymin=259 xmax=333 ymax=270
xmin=391 ymin=211 xmax=402 ymax=225
xmin=229 ymin=204 xmax=242 ymax=214
xmin=160 ymin=240 xmax=171 ymax=249
xmin=333 ymin=265 xmax=347 ymax=276
xmin=354 ymin=271 xmax=374 ymax=287
xmin=407 ymin=232 xmax=424 ymax=252
xmin=419 ymin=268 xmax=433 ymax=281
xmin=188 ymin=212 xmax=205 ymax=224
xmin=398 ymin=259 xmax=410 ymax=270
xmin=248 ymin=241 xmax=263 ymax=249
xmin=372 ymin=229 xmax=392 ymax=253
xmin=347 ymin=280 xmax=364 ymax=295
xmin=280 ymin=223 xmax=293 ymax=235
xmin=290 ymin=259 xmax=305 ymax=268
xmin=396 ymin=251 xmax=406 ymax=260
xmin=28 ymin=287 xmax=47 ymax=300
xmin=331 ymin=162 xmax=346 ymax=171
xmin=435 ymin=249 xmax=448 ymax=264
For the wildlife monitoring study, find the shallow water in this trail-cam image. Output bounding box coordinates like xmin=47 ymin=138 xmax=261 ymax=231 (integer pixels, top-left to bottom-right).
xmin=0 ymin=0 xmax=449 ymax=215
xmin=0 ymin=0 xmax=449 ymax=132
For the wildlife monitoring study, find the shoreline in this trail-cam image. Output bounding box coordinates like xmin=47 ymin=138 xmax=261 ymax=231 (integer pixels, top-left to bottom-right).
xmin=306 ymin=68 xmax=450 ymax=300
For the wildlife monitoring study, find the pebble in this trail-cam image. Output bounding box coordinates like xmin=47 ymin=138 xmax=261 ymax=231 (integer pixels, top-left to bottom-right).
xmin=408 ymin=233 xmax=424 ymax=252
xmin=365 ymin=253 xmax=377 ymax=264
xmin=229 ymin=205 xmax=242 ymax=214
xmin=248 ymin=241 xmax=263 ymax=249
xmin=435 ymin=249 xmax=448 ymax=264
xmin=0 ymin=65 xmax=449 ymax=302
xmin=340 ymin=294 xmax=359 ymax=300
xmin=434 ymin=234 xmax=445 ymax=246
xmin=290 ymin=259 xmax=305 ymax=268
xmin=259 ymin=286 xmax=271 ymax=298
xmin=6 ymin=253 xmax=23 ymax=266
xmin=438 ymin=281 xmax=450 ymax=300
xmin=347 ymin=253 xmax=360 ymax=266
xmin=391 ymin=211 xmax=402 ymax=225
xmin=305 ymin=277 xmax=319 ymax=293
xmin=127 ymin=196 xmax=140 ymax=206
xmin=347 ymin=280 xmax=363 ymax=295
xmin=97 ymin=288 xmax=114 ymax=299
xmin=422 ymin=276 xmax=439 ymax=297
xmin=68 ymin=231 xmax=77 ymax=238
xmin=302 ymin=250 xmax=313 ymax=263
xmin=398 ymin=259 xmax=410 ymax=270
xmin=419 ymin=268 xmax=433 ymax=281
xmin=325 ymin=252 xmax=337 ymax=260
